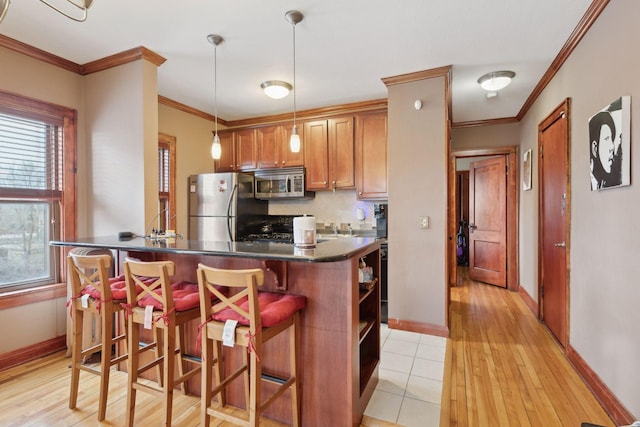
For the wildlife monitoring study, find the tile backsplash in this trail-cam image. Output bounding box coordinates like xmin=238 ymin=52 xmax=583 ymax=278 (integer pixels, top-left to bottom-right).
xmin=267 ymin=189 xmax=378 ymax=231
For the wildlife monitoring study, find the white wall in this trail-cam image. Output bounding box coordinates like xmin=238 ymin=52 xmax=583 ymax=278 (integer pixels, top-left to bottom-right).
xmin=84 ymin=61 xmax=159 ymax=237
xmin=518 ymin=0 xmax=640 ymax=416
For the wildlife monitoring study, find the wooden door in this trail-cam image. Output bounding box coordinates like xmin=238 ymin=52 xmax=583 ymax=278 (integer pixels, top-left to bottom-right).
xmin=256 ymin=125 xmax=280 ymax=169
xmin=304 ymin=120 xmax=330 ymax=190
xmin=468 ymin=156 xmax=507 ymax=287
xmin=356 ymin=112 xmax=388 ymax=200
xmin=235 ymin=129 xmax=257 ymax=171
xmin=539 ymin=100 xmax=570 ymax=347
xmin=214 ymin=131 xmax=235 ymax=172
xmin=329 ymin=117 xmax=355 ymax=189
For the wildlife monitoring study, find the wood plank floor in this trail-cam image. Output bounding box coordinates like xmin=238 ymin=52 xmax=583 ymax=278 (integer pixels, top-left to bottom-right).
xmin=0 ymin=350 xmax=398 ymax=426
xmin=442 ymin=267 xmax=615 ymax=427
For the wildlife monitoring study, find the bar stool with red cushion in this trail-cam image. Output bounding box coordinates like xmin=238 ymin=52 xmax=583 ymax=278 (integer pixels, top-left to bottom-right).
xmin=122 ymin=259 xmax=203 ymax=427
xmin=196 ymin=263 xmax=306 ymax=427
xmin=67 ymin=253 xmax=127 ymax=421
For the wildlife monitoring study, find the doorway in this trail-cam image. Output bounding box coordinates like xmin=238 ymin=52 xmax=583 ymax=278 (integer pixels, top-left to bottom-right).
xmin=448 ymin=147 xmax=519 ymax=293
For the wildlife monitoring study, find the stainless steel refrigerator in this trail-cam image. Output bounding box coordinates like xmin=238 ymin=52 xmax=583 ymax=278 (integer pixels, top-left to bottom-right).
xmin=188 ymin=172 xmax=267 ymax=242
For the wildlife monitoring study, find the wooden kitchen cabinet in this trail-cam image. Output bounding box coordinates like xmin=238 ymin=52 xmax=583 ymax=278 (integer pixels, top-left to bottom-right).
xmin=256 ymin=124 xmax=304 ymax=169
xmin=356 ymin=112 xmax=388 ymax=200
xmin=235 ymin=128 xmax=257 ymax=171
xmin=213 ymin=130 xmax=235 ymax=172
xmin=304 ymin=117 xmax=355 ymax=191
xmin=214 ymin=129 xmax=257 ymax=172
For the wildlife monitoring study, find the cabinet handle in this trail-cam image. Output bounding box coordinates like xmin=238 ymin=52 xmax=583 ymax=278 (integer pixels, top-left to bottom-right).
xmin=323 ymin=181 xmax=327 ymax=185
xmin=274 ymin=161 xmax=278 ymax=166
xmin=359 ymin=191 xmax=362 ymax=195
xmin=282 ymin=161 xmax=285 ymax=165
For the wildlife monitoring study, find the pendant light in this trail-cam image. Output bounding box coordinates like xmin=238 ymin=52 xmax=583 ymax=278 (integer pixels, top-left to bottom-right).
xmin=207 ymin=34 xmax=224 ymax=160
xmin=285 ymin=10 xmax=303 ymax=153
xmin=0 ymin=0 xmax=10 ymax=23
xmin=40 ymin=0 xmax=95 ymax=22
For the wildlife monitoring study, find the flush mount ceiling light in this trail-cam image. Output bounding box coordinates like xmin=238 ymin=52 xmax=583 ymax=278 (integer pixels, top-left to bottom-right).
xmin=207 ymin=34 xmax=224 ymax=160
xmin=286 ymin=9 xmax=303 ymax=153
xmin=261 ymin=80 xmax=292 ymax=99
xmin=40 ymin=0 xmax=95 ymax=22
xmin=477 ymin=70 xmax=516 ymax=92
xmin=0 ymin=0 xmax=10 ymax=23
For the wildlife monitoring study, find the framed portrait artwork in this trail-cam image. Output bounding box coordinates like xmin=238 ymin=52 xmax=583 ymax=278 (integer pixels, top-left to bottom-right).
xmin=522 ymin=149 xmax=532 ymax=191
xmin=588 ymin=96 xmax=631 ymax=191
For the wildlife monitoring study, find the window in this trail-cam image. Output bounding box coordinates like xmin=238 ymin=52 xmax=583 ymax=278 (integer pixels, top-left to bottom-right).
xmin=0 ymin=90 xmax=76 ymax=291
xmin=158 ymin=133 xmax=176 ymax=232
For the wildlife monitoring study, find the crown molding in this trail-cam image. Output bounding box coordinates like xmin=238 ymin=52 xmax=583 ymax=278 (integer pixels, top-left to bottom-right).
xmin=382 ymin=65 xmax=452 ymax=87
xmin=81 ymin=46 xmax=166 ymax=75
xmin=0 ymin=34 xmax=82 ymax=74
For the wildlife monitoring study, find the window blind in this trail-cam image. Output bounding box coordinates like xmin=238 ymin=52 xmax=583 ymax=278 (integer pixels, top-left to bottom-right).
xmin=0 ymin=112 xmax=63 ymax=193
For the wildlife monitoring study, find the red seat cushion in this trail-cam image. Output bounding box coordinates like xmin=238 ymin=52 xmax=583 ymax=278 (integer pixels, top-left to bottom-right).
xmin=137 ymin=281 xmax=201 ymax=312
xmin=81 ymin=274 xmax=152 ymax=301
xmin=212 ymin=292 xmax=305 ymax=327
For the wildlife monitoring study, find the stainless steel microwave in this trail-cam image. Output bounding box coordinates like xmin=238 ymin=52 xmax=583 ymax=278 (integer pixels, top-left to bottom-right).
xmin=254 ymin=167 xmax=314 ymax=200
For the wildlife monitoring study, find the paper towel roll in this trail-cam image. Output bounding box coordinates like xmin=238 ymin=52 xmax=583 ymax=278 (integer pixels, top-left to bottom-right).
xmin=293 ymin=216 xmax=316 ymax=248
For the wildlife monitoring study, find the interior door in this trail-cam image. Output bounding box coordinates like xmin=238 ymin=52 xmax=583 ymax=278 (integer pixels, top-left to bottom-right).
xmin=539 ymin=100 xmax=570 ymax=347
xmin=468 ymin=156 xmax=507 ymax=287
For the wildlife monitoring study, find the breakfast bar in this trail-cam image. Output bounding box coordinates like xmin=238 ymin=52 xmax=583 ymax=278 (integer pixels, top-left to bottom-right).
xmin=51 ymin=236 xmax=381 ymax=427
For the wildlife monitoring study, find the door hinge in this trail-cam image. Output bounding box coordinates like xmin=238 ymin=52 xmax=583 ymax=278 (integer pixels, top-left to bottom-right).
xmin=541 ymin=286 xmax=544 ymax=297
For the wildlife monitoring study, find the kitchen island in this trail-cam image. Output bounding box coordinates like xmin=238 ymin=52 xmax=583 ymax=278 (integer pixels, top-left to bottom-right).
xmin=51 ymin=236 xmax=381 ymax=427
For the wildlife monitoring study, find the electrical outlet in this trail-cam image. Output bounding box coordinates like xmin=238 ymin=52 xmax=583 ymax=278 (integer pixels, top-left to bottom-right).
xmin=419 ymin=216 xmax=429 ymax=229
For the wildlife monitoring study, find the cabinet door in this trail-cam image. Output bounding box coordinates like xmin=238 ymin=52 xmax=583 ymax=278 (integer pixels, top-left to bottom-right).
xmin=356 ymin=112 xmax=388 ymax=200
xmin=304 ymin=120 xmax=330 ymax=190
xmin=235 ymin=129 xmax=257 ymax=171
xmin=330 ymin=117 xmax=355 ymax=189
xmin=256 ymin=125 xmax=281 ymax=169
xmin=280 ymin=125 xmax=305 ymax=168
xmin=214 ymin=131 xmax=235 ymax=172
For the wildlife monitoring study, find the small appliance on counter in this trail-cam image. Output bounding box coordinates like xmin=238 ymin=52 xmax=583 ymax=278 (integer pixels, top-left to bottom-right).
xmin=293 ymin=215 xmax=317 ymax=248
xmin=188 ymin=172 xmax=267 ymax=242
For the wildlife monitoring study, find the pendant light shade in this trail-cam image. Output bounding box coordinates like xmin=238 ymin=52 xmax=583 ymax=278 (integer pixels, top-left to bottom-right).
xmin=286 ymin=10 xmax=303 ymax=153
xmin=208 ymin=34 xmax=224 ymax=160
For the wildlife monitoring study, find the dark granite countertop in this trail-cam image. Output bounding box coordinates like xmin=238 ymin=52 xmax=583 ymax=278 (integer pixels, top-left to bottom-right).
xmin=50 ymin=235 xmax=381 ymax=262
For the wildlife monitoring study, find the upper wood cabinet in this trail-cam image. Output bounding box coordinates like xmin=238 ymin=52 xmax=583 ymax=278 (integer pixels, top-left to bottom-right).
xmin=256 ymin=124 xmax=304 ymax=169
xmin=304 ymin=117 xmax=355 ymax=191
xmin=214 ymin=129 xmax=257 ymax=172
xmin=213 ymin=131 xmax=235 ymax=172
xmin=356 ymin=112 xmax=388 ymax=200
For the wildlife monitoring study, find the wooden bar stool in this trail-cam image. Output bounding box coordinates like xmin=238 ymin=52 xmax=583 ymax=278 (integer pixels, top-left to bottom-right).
xmin=122 ymin=259 xmax=203 ymax=427
xmin=67 ymin=252 xmax=127 ymax=421
xmin=196 ymin=263 xmax=306 ymax=427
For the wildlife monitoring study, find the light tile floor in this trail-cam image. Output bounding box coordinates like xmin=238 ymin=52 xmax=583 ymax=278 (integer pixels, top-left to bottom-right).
xmin=364 ymin=324 xmax=447 ymax=427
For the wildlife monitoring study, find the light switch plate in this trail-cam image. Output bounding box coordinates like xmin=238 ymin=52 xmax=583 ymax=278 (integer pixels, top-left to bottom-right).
xmin=419 ymin=216 xmax=429 ymax=229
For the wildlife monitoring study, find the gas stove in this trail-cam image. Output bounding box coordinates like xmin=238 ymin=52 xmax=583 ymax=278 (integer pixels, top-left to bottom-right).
xmin=241 ymin=232 xmax=294 ymax=244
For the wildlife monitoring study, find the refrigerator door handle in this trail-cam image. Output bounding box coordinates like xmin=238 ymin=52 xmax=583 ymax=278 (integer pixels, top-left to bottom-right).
xmin=226 ymin=183 xmax=238 ymax=241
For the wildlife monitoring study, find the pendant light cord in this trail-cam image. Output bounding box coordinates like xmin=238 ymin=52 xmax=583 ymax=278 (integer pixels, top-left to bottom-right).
xmin=292 ymin=21 xmax=297 ymax=128
xmin=214 ymin=45 xmax=218 ymax=136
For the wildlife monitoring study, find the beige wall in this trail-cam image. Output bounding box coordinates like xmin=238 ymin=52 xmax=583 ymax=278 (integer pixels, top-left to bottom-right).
xmin=0 ymin=47 xmax=83 ymax=353
xmin=517 ymin=0 xmax=640 ymax=415
xmin=451 ymin=122 xmax=520 ymax=150
xmin=387 ymin=76 xmax=447 ymax=327
xmin=158 ymin=104 xmax=218 ymax=235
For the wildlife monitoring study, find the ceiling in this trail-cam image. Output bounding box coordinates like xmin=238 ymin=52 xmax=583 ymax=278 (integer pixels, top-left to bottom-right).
xmin=0 ymin=0 xmax=594 ymax=124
